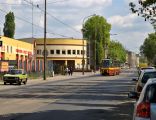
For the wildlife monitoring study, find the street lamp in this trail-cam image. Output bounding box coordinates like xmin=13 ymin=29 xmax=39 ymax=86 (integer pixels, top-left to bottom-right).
xmin=81 ymin=14 xmax=96 ymax=75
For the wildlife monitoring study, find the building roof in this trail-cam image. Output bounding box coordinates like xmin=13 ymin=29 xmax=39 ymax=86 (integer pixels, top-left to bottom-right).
xmin=17 ymin=37 xmax=36 ymax=44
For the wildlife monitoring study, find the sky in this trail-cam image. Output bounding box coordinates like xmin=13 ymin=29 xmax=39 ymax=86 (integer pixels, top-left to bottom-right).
xmin=0 ymin=0 xmax=154 ymax=53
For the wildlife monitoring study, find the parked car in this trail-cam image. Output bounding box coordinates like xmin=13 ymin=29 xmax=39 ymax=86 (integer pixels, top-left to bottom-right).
xmin=3 ymin=69 xmax=28 ymax=85
xmin=138 ymin=67 xmax=155 ymax=76
xmin=135 ymin=69 xmax=156 ymax=93
xmin=129 ymin=78 xmax=156 ymax=120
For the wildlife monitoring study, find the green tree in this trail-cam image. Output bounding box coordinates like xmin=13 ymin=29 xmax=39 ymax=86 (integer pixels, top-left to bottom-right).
xmin=140 ymin=33 xmax=156 ymax=64
xmin=129 ymin=1 xmax=156 ymax=31
xmin=3 ymin=12 xmax=15 ymax=38
xmin=82 ymin=15 xmax=111 ymax=67
xmin=108 ymin=40 xmax=126 ymax=63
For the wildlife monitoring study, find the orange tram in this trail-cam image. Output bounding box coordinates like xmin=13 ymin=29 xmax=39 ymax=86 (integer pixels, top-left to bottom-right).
xmin=100 ymin=59 xmax=121 ymax=76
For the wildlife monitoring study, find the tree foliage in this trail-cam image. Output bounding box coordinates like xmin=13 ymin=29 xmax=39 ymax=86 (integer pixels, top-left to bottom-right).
xmin=140 ymin=33 xmax=156 ymax=64
xmin=82 ymin=15 xmax=111 ymax=67
xmin=129 ymin=1 xmax=156 ymax=31
xmin=3 ymin=12 xmax=15 ymax=38
xmin=108 ymin=41 xmax=126 ymax=63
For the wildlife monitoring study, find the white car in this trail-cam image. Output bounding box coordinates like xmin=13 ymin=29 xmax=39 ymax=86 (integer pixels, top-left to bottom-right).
xmin=129 ymin=78 xmax=156 ymax=120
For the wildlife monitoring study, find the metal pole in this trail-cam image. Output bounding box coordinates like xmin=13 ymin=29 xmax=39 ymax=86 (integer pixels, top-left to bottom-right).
xmin=82 ymin=37 xmax=85 ymax=75
xmin=43 ymin=0 xmax=47 ymax=80
xmin=32 ymin=1 xmax=34 ymax=38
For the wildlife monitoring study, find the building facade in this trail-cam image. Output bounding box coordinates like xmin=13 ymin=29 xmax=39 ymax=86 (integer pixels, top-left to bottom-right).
xmin=35 ymin=38 xmax=87 ymax=71
xmin=126 ymin=51 xmax=139 ymax=68
xmin=0 ymin=36 xmax=33 ymax=71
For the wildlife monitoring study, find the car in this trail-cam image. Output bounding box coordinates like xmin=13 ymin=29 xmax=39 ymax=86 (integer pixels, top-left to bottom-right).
xmin=138 ymin=67 xmax=155 ymax=76
xmin=135 ymin=69 xmax=156 ymax=93
xmin=3 ymin=69 xmax=28 ymax=85
xmin=140 ymin=66 xmax=155 ymax=70
xmin=128 ymin=78 xmax=156 ymax=120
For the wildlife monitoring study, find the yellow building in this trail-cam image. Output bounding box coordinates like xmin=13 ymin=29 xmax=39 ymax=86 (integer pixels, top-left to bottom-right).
xmin=0 ymin=36 xmax=33 ymax=71
xmin=35 ymin=38 xmax=87 ymax=70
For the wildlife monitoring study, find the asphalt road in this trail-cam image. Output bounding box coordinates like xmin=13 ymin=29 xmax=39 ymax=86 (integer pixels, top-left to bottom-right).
xmin=0 ymin=69 xmax=136 ymax=120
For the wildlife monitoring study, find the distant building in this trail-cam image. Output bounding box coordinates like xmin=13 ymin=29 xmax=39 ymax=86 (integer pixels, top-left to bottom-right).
xmin=0 ymin=36 xmax=33 ymax=71
xmin=126 ymin=51 xmax=139 ymax=68
xmin=34 ymin=38 xmax=87 ymax=70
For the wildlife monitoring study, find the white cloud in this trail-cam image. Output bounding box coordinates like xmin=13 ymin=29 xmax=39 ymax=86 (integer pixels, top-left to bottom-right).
xmin=57 ymin=0 xmax=112 ymax=8
xmin=124 ymin=0 xmax=138 ymax=4
xmin=111 ymin=31 xmax=149 ymax=53
xmin=108 ymin=14 xmax=138 ymax=28
xmin=6 ymin=0 xmax=21 ymax=4
xmin=74 ymin=25 xmax=83 ymax=31
xmin=39 ymin=15 xmax=44 ymax=28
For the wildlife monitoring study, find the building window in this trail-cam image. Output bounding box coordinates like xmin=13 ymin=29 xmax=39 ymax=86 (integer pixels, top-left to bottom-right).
xmin=77 ymin=50 xmax=80 ymax=55
xmin=10 ymin=46 xmax=12 ymax=53
xmin=81 ymin=50 xmax=85 ymax=55
xmin=56 ymin=50 xmax=60 ymax=54
xmin=62 ymin=50 xmax=66 ymax=55
xmin=7 ymin=45 xmax=9 ymax=53
xmin=37 ymin=50 xmax=41 ymax=55
xmin=81 ymin=50 xmax=83 ymax=55
xmin=7 ymin=46 xmax=9 ymax=53
xmin=50 ymin=50 xmax=54 ymax=54
xmin=68 ymin=50 xmax=71 ymax=54
xmin=73 ymin=50 xmax=76 ymax=54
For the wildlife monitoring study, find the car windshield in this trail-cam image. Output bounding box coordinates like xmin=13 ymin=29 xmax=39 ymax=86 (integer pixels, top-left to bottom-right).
xmin=142 ymin=72 xmax=156 ymax=83
xmin=8 ymin=70 xmax=22 ymax=74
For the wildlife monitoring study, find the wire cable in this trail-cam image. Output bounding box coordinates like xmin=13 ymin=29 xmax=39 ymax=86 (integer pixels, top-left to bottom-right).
xmin=23 ymin=0 xmax=81 ymax=34
xmin=0 ymin=8 xmax=72 ymax=38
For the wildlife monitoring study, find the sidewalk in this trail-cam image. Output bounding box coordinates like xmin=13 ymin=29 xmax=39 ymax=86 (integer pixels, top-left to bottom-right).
xmin=27 ymin=71 xmax=98 ymax=85
xmin=0 ymin=72 xmax=98 ymax=91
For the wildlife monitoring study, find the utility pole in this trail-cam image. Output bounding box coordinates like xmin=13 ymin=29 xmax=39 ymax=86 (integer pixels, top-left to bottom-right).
xmin=43 ymin=0 xmax=47 ymax=80
xmin=31 ymin=0 xmax=34 ymax=38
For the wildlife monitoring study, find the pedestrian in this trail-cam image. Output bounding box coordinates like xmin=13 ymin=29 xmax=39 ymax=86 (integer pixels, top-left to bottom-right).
xmin=69 ymin=66 xmax=73 ymax=76
xmin=68 ymin=66 xmax=71 ymax=75
xmin=65 ymin=67 xmax=69 ymax=75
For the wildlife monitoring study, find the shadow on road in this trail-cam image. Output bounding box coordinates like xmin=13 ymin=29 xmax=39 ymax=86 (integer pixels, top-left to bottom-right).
xmin=0 ymin=102 xmax=133 ymax=120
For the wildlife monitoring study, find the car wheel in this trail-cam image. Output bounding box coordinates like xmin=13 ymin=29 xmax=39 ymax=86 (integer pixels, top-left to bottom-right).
xmin=18 ymin=80 xmax=21 ymax=85
xmin=23 ymin=78 xmax=27 ymax=85
xmin=4 ymin=82 xmax=6 ymax=85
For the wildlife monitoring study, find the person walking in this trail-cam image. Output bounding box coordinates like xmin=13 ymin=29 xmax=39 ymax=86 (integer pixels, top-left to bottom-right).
xmin=69 ymin=66 xmax=73 ymax=76
xmin=65 ymin=67 xmax=69 ymax=75
xmin=68 ymin=66 xmax=71 ymax=75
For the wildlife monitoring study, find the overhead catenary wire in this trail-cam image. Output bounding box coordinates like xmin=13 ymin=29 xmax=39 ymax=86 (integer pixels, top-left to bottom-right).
xmin=0 ymin=8 xmax=71 ymax=38
xmin=38 ymin=0 xmax=71 ymax=5
xmin=0 ymin=0 xmax=71 ymax=5
xmin=0 ymin=3 xmax=28 ymax=6
xmin=23 ymin=0 xmax=81 ymax=34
